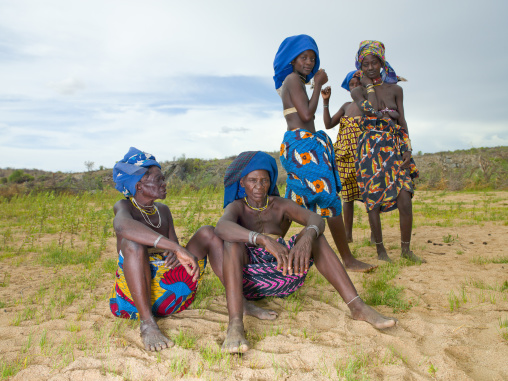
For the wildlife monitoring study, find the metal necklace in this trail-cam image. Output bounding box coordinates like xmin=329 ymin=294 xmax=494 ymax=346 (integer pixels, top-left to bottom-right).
xmin=131 ymin=197 xmax=161 ymax=228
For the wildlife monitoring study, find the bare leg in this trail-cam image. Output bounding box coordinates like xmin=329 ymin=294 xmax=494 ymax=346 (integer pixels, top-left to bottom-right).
xmin=121 ymin=239 xmax=173 ymax=351
xmin=222 ymin=241 xmax=250 ymax=353
xmin=327 ymin=215 xmax=377 ymax=272
xmin=311 ymin=236 xmax=396 ymax=329
xmin=397 ymin=190 xmax=426 ymax=263
xmin=367 ymin=208 xmax=391 ymax=262
xmin=188 ymin=227 xmax=277 ymax=320
xmin=342 ymin=201 xmax=355 ymax=243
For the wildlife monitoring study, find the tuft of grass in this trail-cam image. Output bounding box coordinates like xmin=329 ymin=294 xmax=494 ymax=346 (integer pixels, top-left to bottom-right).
xmin=362 ymin=260 xmax=417 ymax=312
xmin=471 ymin=256 xmax=508 ymax=265
xmin=167 ymin=356 xmax=190 ymax=376
xmin=101 ymin=258 xmax=118 ymax=274
xmin=334 ymin=349 xmax=370 ymax=381
xmin=199 ymin=344 xmax=233 ymax=369
xmin=191 ymin=271 xmax=225 ymax=310
xmin=443 ymin=234 xmax=457 ymax=243
xmin=282 ymin=288 xmax=306 ymax=319
xmin=428 ymin=363 xmax=438 ymax=378
xmin=172 ymin=328 xmax=197 ymax=349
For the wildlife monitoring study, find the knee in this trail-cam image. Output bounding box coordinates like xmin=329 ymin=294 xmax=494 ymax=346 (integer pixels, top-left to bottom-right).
xmin=195 ymin=225 xmax=222 ymax=245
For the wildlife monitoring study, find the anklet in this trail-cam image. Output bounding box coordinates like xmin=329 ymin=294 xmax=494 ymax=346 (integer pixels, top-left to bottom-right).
xmin=346 ymin=295 xmax=360 ymax=305
xmin=401 ymin=241 xmax=410 ymax=244
xmin=375 ymin=241 xmax=383 ymax=245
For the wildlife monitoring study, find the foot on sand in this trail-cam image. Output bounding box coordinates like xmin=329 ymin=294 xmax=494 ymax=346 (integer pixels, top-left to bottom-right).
xmin=222 ymin=318 xmax=250 ymax=353
xmin=243 ymin=300 xmax=278 ymax=320
xmin=140 ymin=319 xmax=174 ymax=352
xmin=344 ymin=258 xmax=378 ymax=273
xmin=376 ymin=244 xmax=392 ymax=262
xmin=349 ymin=298 xmax=397 ymax=329
xmin=401 ymin=250 xmax=427 ymax=263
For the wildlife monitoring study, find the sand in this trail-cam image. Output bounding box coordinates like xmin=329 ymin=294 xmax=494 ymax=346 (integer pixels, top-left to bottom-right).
xmin=0 ymin=191 xmax=507 ymax=380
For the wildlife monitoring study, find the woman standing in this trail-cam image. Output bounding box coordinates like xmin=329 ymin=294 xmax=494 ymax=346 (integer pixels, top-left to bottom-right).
xmin=351 ymin=40 xmax=424 ymax=263
xmin=321 ymin=70 xmax=365 ymax=243
xmin=274 ymin=35 xmax=375 ymax=272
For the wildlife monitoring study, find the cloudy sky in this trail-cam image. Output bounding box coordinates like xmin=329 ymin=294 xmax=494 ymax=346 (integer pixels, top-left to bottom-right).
xmin=1 ymin=0 xmax=507 ymax=172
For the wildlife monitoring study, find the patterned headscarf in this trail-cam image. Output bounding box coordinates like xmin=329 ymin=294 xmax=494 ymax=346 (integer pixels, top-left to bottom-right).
xmin=223 ymin=151 xmax=280 ymax=208
xmin=273 ymin=34 xmax=320 ymax=91
xmin=113 ymin=147 xmax=161 ymax=197
xmin=355 ymin=40 xmax=398 ymax=84
xmin=341 ymin=70 xmax=361 ymax=92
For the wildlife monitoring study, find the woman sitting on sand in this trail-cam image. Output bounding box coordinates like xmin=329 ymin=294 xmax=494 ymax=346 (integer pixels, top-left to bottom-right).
xmin=273 ymin=34 xmax=375 ymax=273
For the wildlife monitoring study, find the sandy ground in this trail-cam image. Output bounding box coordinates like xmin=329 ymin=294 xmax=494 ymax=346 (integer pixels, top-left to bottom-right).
xmin=0 ymin=191 xmax=507 ymax=380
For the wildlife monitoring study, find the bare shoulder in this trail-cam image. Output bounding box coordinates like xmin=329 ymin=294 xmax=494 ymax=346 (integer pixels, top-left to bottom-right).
xmin=350 ymin=86 xmax=363 ymax=101
xmin=114 ymin=199 xmax=130 ymax=214
xmin=155 ymin=202 xmax=171 ymax=218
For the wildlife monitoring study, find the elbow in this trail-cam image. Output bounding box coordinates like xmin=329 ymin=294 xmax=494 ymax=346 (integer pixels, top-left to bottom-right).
xmin=300 ymin=113 xmax=313 ymax=123
xmin=214 ymin=223 xmax=225 ymax=239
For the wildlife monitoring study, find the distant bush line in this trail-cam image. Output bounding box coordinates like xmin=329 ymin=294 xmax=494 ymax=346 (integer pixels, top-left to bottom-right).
xmin=0 ymin=146 xmax=506 ymax=198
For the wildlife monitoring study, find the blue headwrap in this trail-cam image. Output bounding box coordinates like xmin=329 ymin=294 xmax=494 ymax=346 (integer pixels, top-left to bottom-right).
xmin=273 ymin=34 xmax=320 ymax=90
xmin=341 ymin=70 xmax=359 ymax=92
xmin=223 ymin=151 xmax=280 ymax=208
xmin=113 ymin=147 xmax=161 ymax=198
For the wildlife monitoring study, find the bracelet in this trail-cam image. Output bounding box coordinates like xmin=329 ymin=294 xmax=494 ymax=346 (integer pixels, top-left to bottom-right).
xmin=153 ymin=234 xmax=163 ymax=248
xmin=306 ymin=224 xmax=321 ymax=237
xmin=346 ymin=295 xmax=360 ymax=305
xmin=248 ymin=231 xmax=260 ymax=246
xmin=253 ymin=233 xmax=260 ymax=246
xmin=365 ymin=84 xmax=374 ymax=89
xmin=323 ymin=104 xmax=329 ymax=108
xmin=367 ymin=89 xmax=375 ymax=94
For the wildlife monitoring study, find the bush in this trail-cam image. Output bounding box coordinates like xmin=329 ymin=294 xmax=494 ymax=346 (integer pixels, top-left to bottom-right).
xmin=8 ymin=170 xmax=34 ymax=184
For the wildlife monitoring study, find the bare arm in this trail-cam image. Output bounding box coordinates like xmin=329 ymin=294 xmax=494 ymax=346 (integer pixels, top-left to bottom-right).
xmin=287 ymin=70 xmax=328 ymax=122
xmin=394 ymin=85 xmax=408 ymax=132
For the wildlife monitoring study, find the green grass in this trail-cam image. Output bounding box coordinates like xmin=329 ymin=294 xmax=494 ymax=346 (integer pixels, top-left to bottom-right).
xmin=471 ymin=256 xmax=508 ymax=265
xmin=361 ymin=260 xmax=418 ymax=313
xmin=172 ymin=328 xmax=197 ymax=349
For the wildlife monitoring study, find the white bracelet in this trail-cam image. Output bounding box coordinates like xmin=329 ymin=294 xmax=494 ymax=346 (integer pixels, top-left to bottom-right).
xmin=153 ymin=234 xmax=163 ymax=248
xmin=306 ymin=225 xmax=321 ymax=237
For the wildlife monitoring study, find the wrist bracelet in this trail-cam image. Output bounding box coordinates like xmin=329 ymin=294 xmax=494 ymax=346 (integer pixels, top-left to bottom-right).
xmin=323 ymin=104 xmax=329 ymax=108
xmin=306 ymin=224 xmax=321 ymax=237
xmin=249 ymin=231 xmax=260 ymax=246
xmin=154 ymin=234 xmax=163 ymax=248
xmin=253 ymin=232 xmax=260 ymax=246
xmin=365 ymin=84 xmax=374 ymax=89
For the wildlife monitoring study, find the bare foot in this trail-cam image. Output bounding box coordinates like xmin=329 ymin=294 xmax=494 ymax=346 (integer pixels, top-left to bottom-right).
xmin=243 ymin=299 xmax=278 ymax=320
xmin=401 ymin=250 xmax=427 ymax=263
xmin=376 ymin=244 xmax=392 ymax=262
xmin=349 ymin=298 xmax=397 ymax=329
xmin=344 ymin=257 xmax=378 ymax=273
xmin=140 ymin=318 xmax=174 ymax=352
xmin=222 ymin=318 xmax=250 ymax=353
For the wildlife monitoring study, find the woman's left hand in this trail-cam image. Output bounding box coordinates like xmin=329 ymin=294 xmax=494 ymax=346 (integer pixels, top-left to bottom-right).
xmin=401 ymin=151 xmax=411 ymax=169
xmin=288 ymin=234 xmax=313 ymax=276
xmin=163 ymin=251 xmax=180 ymax=269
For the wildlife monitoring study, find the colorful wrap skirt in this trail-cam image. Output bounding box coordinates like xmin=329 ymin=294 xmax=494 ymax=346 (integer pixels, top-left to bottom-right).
xmin=334 ymin=117 xmax=363 ymax=203
xmin=243 ymin=234 xmax=313 ymax=300
xmin=356 ymin=116 xmax=419 ymax=213
xmin=280 ymin=129 xmax=342 ymax=217
xmin=109 ymin=249 xmax=207 ymax=319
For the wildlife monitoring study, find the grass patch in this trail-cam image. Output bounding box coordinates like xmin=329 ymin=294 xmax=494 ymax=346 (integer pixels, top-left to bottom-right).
xmin=471 ymin=256 xmax=508 ymax=265
xmin=172 ymin=328 xmax=197 ymax=349
xmin=361 ymin=260 xmax=417 ymax=313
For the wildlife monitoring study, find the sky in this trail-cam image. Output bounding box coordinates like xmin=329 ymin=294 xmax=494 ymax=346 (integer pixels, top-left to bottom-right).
xmin=1 ymin=0 xmax=507 ymax=172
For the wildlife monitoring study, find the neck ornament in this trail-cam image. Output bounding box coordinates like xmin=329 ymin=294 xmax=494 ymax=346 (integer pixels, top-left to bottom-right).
xmin=131 ymin=197 xmax=161 ymax=228
xmin=244 ymin=196 xmax=269 ymax=212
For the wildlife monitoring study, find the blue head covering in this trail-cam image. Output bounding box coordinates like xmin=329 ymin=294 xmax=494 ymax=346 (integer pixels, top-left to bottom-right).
xmin=341 ymin=70 xmax=359 ymax=92
xmin=113 ymin=147 xmax=161 ymax=198
xmin=223 ymin=151 xmax=280 ymax=208
xmin=273 ymin=34 xmax=320 ymax=90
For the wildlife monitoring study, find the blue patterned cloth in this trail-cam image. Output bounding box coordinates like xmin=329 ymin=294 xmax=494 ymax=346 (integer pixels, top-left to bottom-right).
xmin=273 ymin=34 xmax=320 ymax=90
xmin=280 ymin=129 xmax=342 ymax=217
xmin=113 ymin=147 xmax=161 ymax=197
xmin=223 ymin=151 xmax=280 ymax=208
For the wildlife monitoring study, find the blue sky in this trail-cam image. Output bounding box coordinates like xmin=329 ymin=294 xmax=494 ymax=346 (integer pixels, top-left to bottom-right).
xmin=1 ymin=0 xmax=507 ymax=172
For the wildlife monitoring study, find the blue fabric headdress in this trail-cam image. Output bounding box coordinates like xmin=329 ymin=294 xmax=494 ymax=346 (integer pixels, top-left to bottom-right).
xmin=273 ymin=34 xmax=320 ymax=90
xmin=113 ymin=147 xmax=161 ymax=197
xmin=341 ymin=70 xmax=359 ymax=92
xmin=223 ymin=151 xmax=280 ymax=208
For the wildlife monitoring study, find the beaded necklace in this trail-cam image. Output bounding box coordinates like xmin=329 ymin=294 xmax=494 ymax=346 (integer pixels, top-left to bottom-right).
xmin=244 ymin=196 xmax=269 ymax=212
xmin=298 ymin=73 xmax=306 ymax=84
xmin=372 ymin=78 xmax=384 ymax=87
xmin=130 ymin=197 xmax=161 ymax=228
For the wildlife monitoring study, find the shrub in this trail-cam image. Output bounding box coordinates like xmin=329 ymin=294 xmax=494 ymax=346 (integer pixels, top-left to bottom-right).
xmin=8 ymin=170 xmax=34 ymax=184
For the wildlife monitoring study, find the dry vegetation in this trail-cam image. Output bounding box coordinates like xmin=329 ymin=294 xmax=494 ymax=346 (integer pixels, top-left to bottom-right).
xmin=0 ymin=185 xmax=507 ymax=380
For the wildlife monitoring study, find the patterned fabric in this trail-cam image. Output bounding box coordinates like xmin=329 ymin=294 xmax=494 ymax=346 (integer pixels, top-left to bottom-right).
xmin=243 ymin=234 xmax=313 ymax=300
xmin=355 ymin=105 xmax=419 ymax=213
xmin=113 ymin=147 xmax=161 ymax=198
xmin=280 ymin=129 xmax=342 ymax=217
xmin=334 ymin=117 xmax=363 ymax=203
xmin=109 ymin=250 xmax=207 ymax=319
xmin=273 ymin=34 xmax=320 ymax=90
xmin=355 ymin=40 xmax=398 ymax=84
xmin=223 ymin=151 xmax=280 ymax=208
xmin=341 ymin=70 xmax=361 ymax=92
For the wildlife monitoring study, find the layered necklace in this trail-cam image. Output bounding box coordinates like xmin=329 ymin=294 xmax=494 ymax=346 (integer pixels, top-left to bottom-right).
xmin=130 ymin=197 xmax=161 ymax=228
xmin=298 ymin=73 xmax=307 ymax=84
xmin=372 ymin=77 xmax=384 ymax=86
xmin=244 ymin=196 xmax=269 ymax=212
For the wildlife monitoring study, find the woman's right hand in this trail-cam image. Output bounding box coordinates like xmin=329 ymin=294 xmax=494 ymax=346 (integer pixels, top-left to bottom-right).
xmin=321 ymin=86 xmax=331 ymax=100
xmin=314 ymin=69 xmax=328 ymax=87
xmin=360 ymin=72 xmax=373 ymax=87
xmin=258 ymin=235 xmax=290 ymax=275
